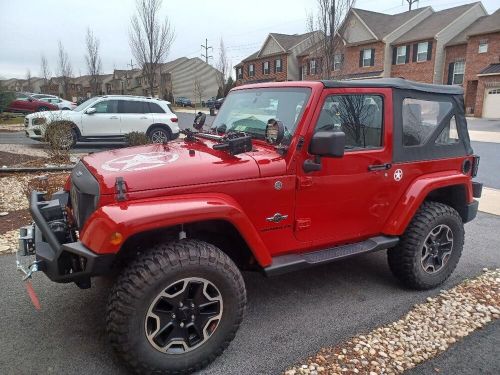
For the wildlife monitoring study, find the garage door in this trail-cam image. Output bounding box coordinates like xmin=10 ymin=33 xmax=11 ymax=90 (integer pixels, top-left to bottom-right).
xmin=483 ymin=88 xmax=500 ymax=118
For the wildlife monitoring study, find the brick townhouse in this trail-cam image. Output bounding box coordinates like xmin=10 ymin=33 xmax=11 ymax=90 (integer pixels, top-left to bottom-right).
xmin=444 ymin=9 xmax=500 ymax=118
xmin=297 ymin=2 xmax=486 ymax=83
xmin=234 ymin=32 xmax=321 ymax=85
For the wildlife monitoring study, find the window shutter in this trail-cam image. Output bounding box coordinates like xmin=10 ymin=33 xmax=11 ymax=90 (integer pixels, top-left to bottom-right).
xmin=447 ymin=63 xmax=454 ymax=85
xmin=359 ymin=50 xmax=363 ymax=67
xmin=412 ymin=44 xmax=418 ymax=62
xmin=370 ymin=48 xmax=375 ymax=66
xmin=427 ymin=41 xmax=433 ymax=61
xmin=392 ymin=47 xmax=397 ymax=65
xmin=405 ymin=45 xmax=410 ymax=63
xmin=341 ymin=54 xmax=344 ymax=65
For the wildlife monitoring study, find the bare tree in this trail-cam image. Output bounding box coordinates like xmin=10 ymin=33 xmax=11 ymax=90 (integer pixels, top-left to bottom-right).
xmin=57 ymin=41 xmax=73 ymax=99
xmin=85 ymin=28 xmax=102 ymax=96
xmin=40 ymin=54 xmax=50 ymax=90
xmin=307 ymin=0 xmax=354 ymax=79
xmin=215 ymin=38 xmax=230 ymax=98
xmin=193 ymin=76 xmax=205 ymax=107
xmin=129 ymin=0 xmax=175 ymax=96
xmin=25 ymin=69 xmax=33 ymax=92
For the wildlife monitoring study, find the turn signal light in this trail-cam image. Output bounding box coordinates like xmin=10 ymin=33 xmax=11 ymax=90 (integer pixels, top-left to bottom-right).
xmin=110 ymin=232 xmax=123 ymax=245
xmin=170 ymin=117 xmax=178 ymax=122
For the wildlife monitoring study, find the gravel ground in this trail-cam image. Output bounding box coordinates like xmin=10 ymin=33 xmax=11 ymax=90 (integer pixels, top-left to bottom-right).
xmin=285 ymin=269 xmax=500 ymax=375
xmin=0 ymin=229 xmax=18 ymax=254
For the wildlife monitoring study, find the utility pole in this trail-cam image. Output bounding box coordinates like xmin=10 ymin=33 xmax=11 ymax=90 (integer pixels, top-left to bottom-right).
xmin=127 ymin=59 xmax=136 ymax=70
xmin=405 ymin=0 xmax=419 ymax=11
xmin=201 ymin=38 xmax=213 ymax=64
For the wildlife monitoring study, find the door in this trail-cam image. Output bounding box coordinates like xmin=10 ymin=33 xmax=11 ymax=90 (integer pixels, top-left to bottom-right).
xmin=80 ymin=99 xmax=119 ymax=136
xmin=118 ymin=100 xmax=153 ymax=135
xmin=11 ymin=93 xmax=31 ymax=112
xmin=295 ymin=89 xmax=398 ymax=247
xmin=483 ymin=88 xmax=500 ymax=119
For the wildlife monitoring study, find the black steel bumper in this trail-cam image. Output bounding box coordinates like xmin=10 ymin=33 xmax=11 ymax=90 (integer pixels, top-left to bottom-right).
xmin=18 ymin=191 xmax=115 ymax=287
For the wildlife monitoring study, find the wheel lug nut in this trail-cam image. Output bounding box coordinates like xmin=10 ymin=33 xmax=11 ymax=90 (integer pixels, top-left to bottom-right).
xmin=179 ymin=302 xmax=183 ymax=307
xmin=191 ymin=315 xmax=195 ymax=321
xmin=191 ymin=303 xmax=195 ymax=308
xmin=180 ymin=322 xmax=184 ymax=328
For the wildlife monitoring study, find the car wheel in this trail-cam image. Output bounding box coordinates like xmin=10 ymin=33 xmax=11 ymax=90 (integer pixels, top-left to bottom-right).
xmin=38 ymin=106 xmax=49 ymax=112
xmin=149 ymin=126 xmax=171 ymax=143
xmin=387 ymin=201 xmax=464 ymax=290
xmin=107 ymin=239 xmax=246 ymax=374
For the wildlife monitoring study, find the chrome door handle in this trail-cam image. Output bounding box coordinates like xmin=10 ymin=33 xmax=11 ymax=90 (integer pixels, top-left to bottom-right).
xmin=109 ymin=116 xmax=119 ymax=119
xmin=140 ymin=116 xmax=147 ymax=119
xmin=266 ymin=213 xmax=288 ymax=223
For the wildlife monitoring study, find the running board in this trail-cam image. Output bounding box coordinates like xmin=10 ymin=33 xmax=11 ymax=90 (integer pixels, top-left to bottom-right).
xmin=264 ymin=236 xmax=399 ymax=277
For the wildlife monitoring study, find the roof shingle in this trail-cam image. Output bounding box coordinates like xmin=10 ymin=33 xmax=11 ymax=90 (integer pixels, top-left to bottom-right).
xmin=447 ymin=8 xmax=500 ymax=46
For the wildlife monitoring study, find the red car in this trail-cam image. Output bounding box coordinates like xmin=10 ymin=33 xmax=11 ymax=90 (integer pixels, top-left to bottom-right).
xmin=6 ymin=92 xmax=58 ymax=113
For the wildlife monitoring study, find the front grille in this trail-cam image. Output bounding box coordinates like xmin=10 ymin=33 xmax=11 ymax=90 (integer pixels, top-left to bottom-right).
xmin=70 ymin=162 xmax=100 ymax=229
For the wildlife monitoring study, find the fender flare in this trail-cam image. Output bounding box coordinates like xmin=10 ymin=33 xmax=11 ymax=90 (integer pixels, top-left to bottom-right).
xmin=79 ymin=193 xmax=272 ymax=267
xmin=383 ymin=171 xmax=472 ymax=235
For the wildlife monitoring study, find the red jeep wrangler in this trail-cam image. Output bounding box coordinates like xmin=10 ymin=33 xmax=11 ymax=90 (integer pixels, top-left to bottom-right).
xmin=18 ymin=79 xmax=482 ymax=374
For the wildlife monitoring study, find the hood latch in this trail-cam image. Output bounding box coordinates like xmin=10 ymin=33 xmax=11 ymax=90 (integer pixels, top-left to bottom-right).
xmin=115 ymin=177 xmax=127 ymax=201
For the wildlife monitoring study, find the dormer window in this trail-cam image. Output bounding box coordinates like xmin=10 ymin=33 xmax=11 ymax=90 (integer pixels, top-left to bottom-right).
xmin=478 ymin=40 xmax=488 ymax=53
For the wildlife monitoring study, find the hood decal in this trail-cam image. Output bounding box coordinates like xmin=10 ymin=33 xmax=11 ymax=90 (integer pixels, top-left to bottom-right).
xmin=101 ymin=152 xmax=179 ymax=172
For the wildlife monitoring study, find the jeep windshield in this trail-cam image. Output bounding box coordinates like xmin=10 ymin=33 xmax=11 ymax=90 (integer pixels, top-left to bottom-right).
xmin=212 ymin=87 xmax=311 ymax=144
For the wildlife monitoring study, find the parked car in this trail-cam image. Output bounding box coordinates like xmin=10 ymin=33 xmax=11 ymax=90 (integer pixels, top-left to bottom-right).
xmin=175 ymin=96 xmax=192 ymax=107
xmin=215 ymin=97 xmax=224 ymax=109
xmin=206 ymin=96 xmax=217 ymax=108
xmin=31 ymin=94 xmax=77 ymax=110
xmin=6 ymin=92 xmax=58 ymax=113
xmin=24 ymin=95 xmax=179 ymax=147
xmin=17 ymin=78 xmax=481 ymax=374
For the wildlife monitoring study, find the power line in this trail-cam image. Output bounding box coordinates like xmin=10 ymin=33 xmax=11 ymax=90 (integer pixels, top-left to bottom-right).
xmin=201 ymin=38 xmax=213 ymax=64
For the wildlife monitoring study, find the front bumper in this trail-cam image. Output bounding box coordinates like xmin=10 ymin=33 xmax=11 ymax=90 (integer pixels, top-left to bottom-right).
xmin=18 ymin=191 xmax=115 ymax=288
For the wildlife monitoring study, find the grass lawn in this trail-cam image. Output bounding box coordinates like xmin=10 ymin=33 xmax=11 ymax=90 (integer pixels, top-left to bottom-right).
xmin=0 ymin=112 xmax=24 ymax=125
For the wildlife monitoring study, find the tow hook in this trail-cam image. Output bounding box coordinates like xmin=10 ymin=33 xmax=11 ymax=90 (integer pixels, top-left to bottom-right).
xmin=16 ymin=256 xmax=42 ymax=281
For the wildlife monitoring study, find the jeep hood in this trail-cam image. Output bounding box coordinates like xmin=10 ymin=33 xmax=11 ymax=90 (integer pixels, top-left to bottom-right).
xmin=81 ymin=140 xmax=263 ymax=195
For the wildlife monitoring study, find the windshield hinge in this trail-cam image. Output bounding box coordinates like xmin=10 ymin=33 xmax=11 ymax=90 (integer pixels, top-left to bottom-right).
xmin=115 ymin=177 xmax=127 ymax=201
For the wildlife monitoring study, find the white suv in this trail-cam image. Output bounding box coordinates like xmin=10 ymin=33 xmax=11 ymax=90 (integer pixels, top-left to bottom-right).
xmin=24 ymin=95 xmax=180 ymax=146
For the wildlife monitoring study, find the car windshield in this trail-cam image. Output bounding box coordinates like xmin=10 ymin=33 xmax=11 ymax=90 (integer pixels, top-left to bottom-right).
xmin=212 ymin=87 xmax=311 ymax=143
xmin=73 ymin=97 xmax=100 ymax=112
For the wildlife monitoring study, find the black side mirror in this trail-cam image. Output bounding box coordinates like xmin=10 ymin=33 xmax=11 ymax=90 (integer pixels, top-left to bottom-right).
xmin=309 ymin=131 xmax=345 ymax=157
xmin=304 ymin=131 xmax=345 ymax=173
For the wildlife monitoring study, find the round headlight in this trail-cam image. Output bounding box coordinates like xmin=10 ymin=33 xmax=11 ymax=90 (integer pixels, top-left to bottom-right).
xmin=33 ymin=118 xmax=46 ymax=126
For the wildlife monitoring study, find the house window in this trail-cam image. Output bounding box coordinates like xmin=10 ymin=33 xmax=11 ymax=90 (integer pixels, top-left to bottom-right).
xmin=263 ymin=61 xmax=270 ymax=75
xmin=310 ymin=59 xmax=317 ymax=75
xmin=478 ymin=40 xmax=488 ymax=53
xmin=301 ymin=65 xmax=306 ymax=80
xmin=452 ymin=61 xmax=465 ymax=85
xmin=236 ymin=67 xmax=243 ymax=79
xmin=396 ymin=46 xmax=407 ymax=65
xmin=333 ymin=54 xmax=343 ymax=71
xmin=275 ymin=58 xmax=282 ymax=73
xmin=248 ymin=64 xmax=254 ymax=77
xmin=362 ymin=49 xmax=373 ymax=67
xmin=417 ymin=42 xmax=429 ymax=62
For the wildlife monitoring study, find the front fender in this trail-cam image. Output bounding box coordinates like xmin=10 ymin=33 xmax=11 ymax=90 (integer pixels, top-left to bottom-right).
xmin=79 ymin=193 xmax=272 ymax=266
xmin=383 ymin=171 xmax=472 ymax=235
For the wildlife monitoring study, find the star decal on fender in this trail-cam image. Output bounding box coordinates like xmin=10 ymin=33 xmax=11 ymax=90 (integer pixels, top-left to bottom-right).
xmin=394 ymin=168 xmax=403 ymax=181
xmin=101 ymin=152 xmax=179 ymax=172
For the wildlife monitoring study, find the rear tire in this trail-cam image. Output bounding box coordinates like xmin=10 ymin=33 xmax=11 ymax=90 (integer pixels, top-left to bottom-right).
xmin=106 ymin=239 xmax=246 ymax=374
xmin=148 ymin=126 xmax=171 ymax=143
xmin=387 ymin=201 xmax=464 ymax=290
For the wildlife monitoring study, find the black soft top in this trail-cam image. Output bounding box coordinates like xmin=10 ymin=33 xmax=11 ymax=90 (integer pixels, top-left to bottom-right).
xmin=321 ymin=78 xmax=464 ymax=95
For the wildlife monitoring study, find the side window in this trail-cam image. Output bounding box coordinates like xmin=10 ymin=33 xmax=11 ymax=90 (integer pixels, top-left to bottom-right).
xmin=120 ymin=100 xmax=146 ymax=114
xmin=92 ymin=100 xmax=118 ymax=114
xmin=402 ymin=98 xmax=452 ymax=146
xmin=148 ymin=102 xmax=166 ymax=113
xmin=435 ymin=116 xmax=459 ymax=145
xmin=315 ymin=94 xmax=383 ymax=150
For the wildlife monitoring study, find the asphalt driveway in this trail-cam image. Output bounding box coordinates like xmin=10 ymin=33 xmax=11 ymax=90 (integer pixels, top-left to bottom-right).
xmin=0 ymin=212 xmax=498 ymax=375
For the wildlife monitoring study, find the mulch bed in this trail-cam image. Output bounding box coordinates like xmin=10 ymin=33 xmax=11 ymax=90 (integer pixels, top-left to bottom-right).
xmin=0 ymin=151 xmax=46 ymax=167
xmin=0 ymin=209 xmax=31 ymax=235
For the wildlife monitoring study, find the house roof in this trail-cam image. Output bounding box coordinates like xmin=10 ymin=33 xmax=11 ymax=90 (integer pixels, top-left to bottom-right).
xmin=447 ymin=8 xmax=500 ymax=46
xmin=478 ymin=63 xmax=500 ymax=75
xmin=238 ymin=31 xmax=318 ymax=64
xmin=394 ymin=3 xmax=479 ymax=44
xmin=352 ymin=7 xmax=429 ymax=40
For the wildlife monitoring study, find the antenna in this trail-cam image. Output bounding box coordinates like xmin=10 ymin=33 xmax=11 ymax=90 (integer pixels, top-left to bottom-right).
xmin=404 ymin=0 xmax=419 ymax=11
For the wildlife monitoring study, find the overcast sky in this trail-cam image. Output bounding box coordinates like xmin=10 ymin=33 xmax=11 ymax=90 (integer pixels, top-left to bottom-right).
xmin=0 ymin=0 xmax=498 ymax=79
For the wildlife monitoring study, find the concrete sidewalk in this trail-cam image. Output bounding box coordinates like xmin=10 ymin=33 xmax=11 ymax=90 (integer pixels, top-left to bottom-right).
xmin=469 ymin=130 xmax=500 ymax=144
xmin=479 ymin=187 xmax=500 ymax=216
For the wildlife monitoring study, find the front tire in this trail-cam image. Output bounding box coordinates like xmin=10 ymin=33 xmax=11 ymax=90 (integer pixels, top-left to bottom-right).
xmin=388 ymin=201 xmax=464 ymax=290
xmin=106 ymin=240 xmax=246 ymax=374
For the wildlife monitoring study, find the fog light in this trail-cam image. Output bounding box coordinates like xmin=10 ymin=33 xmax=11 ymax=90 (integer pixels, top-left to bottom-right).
xmin=110 ymin=232 xmax=123 ymax=245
